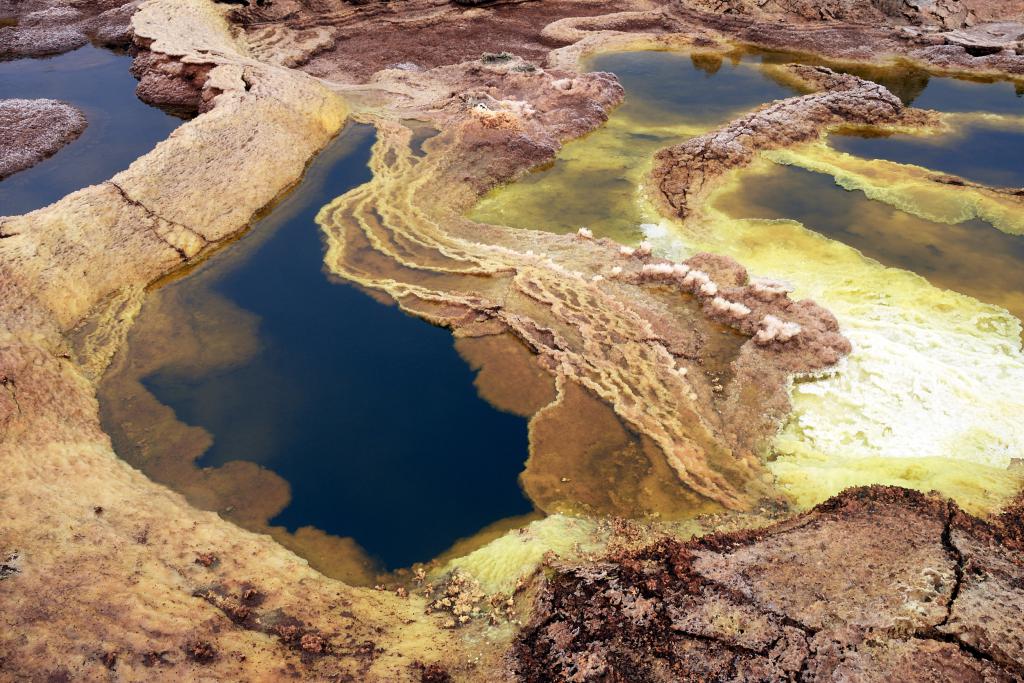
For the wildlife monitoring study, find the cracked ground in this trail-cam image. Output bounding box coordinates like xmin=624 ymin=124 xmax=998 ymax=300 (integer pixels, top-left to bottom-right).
xmin=512 ymin=487 xmax=1024 ymax=681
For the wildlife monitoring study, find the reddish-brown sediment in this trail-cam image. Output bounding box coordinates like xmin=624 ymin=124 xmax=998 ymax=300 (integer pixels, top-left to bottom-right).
xmin=512 ymin=486 xmax=1024 ymax=681
xmin=661 ymin=4 xmax=1024 ymax=78
xmin=2 ymin=0 xmax=1024 ymax=679
xmin=0 ymin=98 xmax=86 ymax=180
xmin=685 ymin=0 xmax=1016 ymax=31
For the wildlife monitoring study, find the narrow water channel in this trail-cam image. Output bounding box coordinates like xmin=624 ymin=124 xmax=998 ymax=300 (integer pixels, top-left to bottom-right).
xmin=831 ymin=121 xmax=1024 ymax=189
xmin=0 ymin=44 xmax=181 ymax=215
xmin=719 ymin=164 xmax=1024 ymax=322
xmin=101 ymin=123 xmax=532 ymax=576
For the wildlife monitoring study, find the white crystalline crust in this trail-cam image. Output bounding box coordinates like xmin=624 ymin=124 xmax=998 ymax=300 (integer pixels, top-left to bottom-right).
xmin=642 ymin=220 xmax=1024 ymax=471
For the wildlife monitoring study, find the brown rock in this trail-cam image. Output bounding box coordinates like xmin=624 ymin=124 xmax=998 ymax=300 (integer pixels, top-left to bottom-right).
xmin=0 ymin=0 xmax=138 ymax=59
xmin=512 ymin=487 xmax=1024 ymax=681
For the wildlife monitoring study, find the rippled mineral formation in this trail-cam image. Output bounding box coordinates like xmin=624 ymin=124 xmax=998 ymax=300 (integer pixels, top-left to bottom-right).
xmin=1 ymin=0 xmax=1023 ymax=679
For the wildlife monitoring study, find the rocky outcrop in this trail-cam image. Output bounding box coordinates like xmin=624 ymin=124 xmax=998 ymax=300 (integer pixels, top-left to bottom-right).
xmin=0 ymin=99 xmax=86 ymax=179
xmin=652 ymin=66 xmax=934 ymax=220
xmin=688 ymin=0 xmax=977 ymax=29
xmin=663 ymin=4 xmax=1024 ymax=77
xmin=512 ymin=486 xmax=1024 ymax=681
xmin=0 ymin=0 xmax=139 ymax=59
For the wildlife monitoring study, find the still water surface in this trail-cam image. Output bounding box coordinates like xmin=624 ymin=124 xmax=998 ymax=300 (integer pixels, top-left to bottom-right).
xmin=0 ymin=44 xmax=181 ymax=215
xmin=115 ymin=124 xmax=532 ymax=570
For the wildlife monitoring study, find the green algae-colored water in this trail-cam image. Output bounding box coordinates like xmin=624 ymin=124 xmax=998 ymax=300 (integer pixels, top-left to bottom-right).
xmin=472 ymin=50 xmax=804 ymax=243
xmin=471 ymin=49 xmax=1024 ymax=513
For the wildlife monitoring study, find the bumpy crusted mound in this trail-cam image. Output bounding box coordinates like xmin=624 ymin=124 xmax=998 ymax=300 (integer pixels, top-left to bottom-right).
xmin=0 ymin=0 xmax=138 ymax=58
xmin=652 ymin=65 xmax=934 ymax=220
xmin=512 ymin=486 xmax=1024 ymax=681
xmin=0 ymin=98 xmax=86 ymax=180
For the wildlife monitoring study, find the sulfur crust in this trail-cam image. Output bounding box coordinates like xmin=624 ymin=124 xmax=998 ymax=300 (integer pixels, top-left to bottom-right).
xmin=439 ymin=515 xmax=606 ymax=594
xmin=643 ymin=164 xmax=1024 ymax=511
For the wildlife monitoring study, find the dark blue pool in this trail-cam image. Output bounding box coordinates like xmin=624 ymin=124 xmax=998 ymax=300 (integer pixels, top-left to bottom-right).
xmin=831 ymin=122 xmax=1024 ymax=189
xmin=828 ymin=63 xmax=1023 ymax=188
xmin=138 ymin=124 xmax=533 ymax=570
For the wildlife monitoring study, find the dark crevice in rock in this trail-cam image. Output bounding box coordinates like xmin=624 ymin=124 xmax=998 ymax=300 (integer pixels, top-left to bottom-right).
xmin=106 ymin=180 xmax=207 ymax=260
xmin=962 ymin=44 xmax=1004 ymax=57
xmin=910 ymin=631 xmax=997 ymax=666
xmin=938 ymin=504 xmax=965 ymax=628
xmin=0 ymin=551 xmax=21 ymax=580
xmin=1 ymin=377 xmax=21 ymax=417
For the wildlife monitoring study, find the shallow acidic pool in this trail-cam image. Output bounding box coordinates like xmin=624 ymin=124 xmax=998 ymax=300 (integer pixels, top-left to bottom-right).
xmin=471 ymin=50 xmax=803 ymax=242
xmin=0 ymin=44 xmax=181 ymax=215
xmin=101 ymin=124 xmax=532 ymax=577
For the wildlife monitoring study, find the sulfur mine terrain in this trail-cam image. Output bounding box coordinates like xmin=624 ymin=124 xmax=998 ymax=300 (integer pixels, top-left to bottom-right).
xmin=2 ymin=0 xmax=1024 ymax=680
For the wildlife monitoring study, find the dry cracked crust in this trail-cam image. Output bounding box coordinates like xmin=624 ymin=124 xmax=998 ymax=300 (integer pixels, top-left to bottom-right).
xmin=1 ymin=0 xmax=1024 ymax=680
xmin=512 ymin=486 xmax=1024 ymax=682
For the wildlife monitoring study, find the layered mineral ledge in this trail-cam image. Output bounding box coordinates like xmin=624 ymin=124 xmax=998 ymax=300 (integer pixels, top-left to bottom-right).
xmin=1 ymin=0 xmax=1023 ymax=679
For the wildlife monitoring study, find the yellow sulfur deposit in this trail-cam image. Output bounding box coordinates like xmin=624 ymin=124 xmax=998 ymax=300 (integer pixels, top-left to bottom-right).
xmin=644 ymin=163 xmax=1024 ymax=512
xmin=472 ymin=53 xmax=1024 ymax=514
xmin=438 ymin=515 xmax=606 ymax=594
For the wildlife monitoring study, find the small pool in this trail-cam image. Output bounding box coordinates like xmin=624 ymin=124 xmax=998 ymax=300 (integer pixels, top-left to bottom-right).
xmin=0 ymin=44 xmax=181 ymax=215
xmin=101 ymin=124 xmax=532 ymax=575
xmin=718 ymin=163 xmax=1024 ymax=323
xmin=831 ymin=121 xmax=1024 ymax=189
xmin=901 ymin=73 xmax=1024 ymax=114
